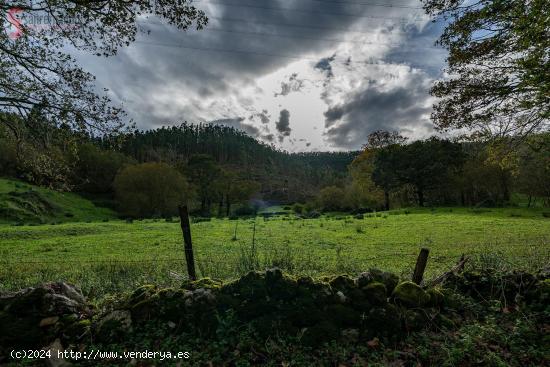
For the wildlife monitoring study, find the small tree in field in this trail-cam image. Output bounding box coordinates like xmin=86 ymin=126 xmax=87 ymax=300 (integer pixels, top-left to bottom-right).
xmin=114 ymin=162 xmax=190 ymax=218
xmin=317 ymin=186 xmax=348 ymax=212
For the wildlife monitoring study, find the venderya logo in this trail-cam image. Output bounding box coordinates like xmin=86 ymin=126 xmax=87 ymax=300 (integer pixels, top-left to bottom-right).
xmin=4 ymin=7 xmax=80 ymax=40
xmin=6 ymin=7 xmax=23 ymax=40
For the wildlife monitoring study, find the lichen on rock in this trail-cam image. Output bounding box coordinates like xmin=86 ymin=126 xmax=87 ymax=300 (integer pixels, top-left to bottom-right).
xmin=392 ymin=281 xmax=431 ymax=308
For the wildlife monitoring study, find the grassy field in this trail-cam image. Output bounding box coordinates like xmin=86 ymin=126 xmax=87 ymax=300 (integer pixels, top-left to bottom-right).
xmin=0 ymin=178 xmax=116 ymax=224
xmin=1 ymin=206 xmax=549 ymax=299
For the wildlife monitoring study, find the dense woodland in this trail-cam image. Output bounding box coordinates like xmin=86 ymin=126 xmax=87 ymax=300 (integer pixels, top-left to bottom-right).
xmin=0 ymin=111 xmax=548 ymax=219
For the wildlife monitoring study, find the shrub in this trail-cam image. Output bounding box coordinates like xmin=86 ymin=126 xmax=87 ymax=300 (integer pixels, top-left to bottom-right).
xmin=317 ymin=186 xmax=348 ymax=212
xmin=74 ymin=143 xmax=133 ymax=193
xmin=292 ymin=203 xmax=304 ymax=214
xmin=114 ymin=162 xmax=190 ymax=218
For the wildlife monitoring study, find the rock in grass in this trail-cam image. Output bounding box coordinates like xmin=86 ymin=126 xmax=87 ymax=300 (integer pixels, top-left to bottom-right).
xmin=392 ymin=281 xmax=430 ymax=308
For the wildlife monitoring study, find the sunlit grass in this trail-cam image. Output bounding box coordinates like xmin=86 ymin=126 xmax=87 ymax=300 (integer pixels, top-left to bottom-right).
xmin=1 ymin=207 xmax=548 ymax=299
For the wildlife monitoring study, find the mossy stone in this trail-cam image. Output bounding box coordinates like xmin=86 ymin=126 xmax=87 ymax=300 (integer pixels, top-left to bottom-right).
xmin=223 ymin=271 xmax=269 ymax=301
xmin=183 ymin=278 xmax=223 ymax=291
xmin=96 ymin=310 xmax=132 ymax=343
xmin=329 ymin=275 xmax=356 ymax=293
xmin=392 ymin=281 xmax=430 ymax=308
xmin=364 ymin=282 xmax=387 ymax=305
xmin=127 ymin=285 xmax=157 ymax=307
xmin=358 ymin=269 xmax=399 ymax=294
xmin=6 ymin=287 xmax=48 ymax=316
xmin=426 ymin=287 xmax=445 ymax=307
xmin=325 ymin=304 xmax=361 ymax=327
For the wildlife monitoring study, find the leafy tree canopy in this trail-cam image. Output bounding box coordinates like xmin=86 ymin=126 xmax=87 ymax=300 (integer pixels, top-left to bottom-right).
xmin=1 ymin=0 xmax=207 ymax=134
xmin=423 ymin=0 xmax=549 ymax=140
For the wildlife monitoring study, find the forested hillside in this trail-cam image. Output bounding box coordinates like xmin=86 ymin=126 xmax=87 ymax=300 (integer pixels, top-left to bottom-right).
xmin=1 ymin=112 xmax=548 ymax=220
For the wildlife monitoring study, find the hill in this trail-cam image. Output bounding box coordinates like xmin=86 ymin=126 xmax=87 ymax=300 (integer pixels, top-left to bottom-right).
xmin=0 ymin=178 xmax=116 ymax=224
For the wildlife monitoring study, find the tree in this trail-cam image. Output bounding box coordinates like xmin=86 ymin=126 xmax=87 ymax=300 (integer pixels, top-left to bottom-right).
xmin=358 ymin=131 xmax=407 ymax=210
xmin=225 ymin=177 xmax=261 ymax=216
xmin=349 ymin=149 xmax=385 ymax=209
xmin=114 ymin=162 xmax=189 ymax=218
xmin=515 ymin=133 xmax=550 ymax=206
xmin=185 ymin=154 xmax=222 ymax=215
xmin=371 ymin=144 xmax=403 ymax=210
xmin=317 ymin=186 xmax=348 ymax=212
xmin=423 ymin=0 xmax=549 ymax=140
xmin=397 ymin=138 xmax=464 ymax=206
xmin=363 ymin=130 xmax=408 ymax=150
xmin=1 ymin=0 xmax=207 ymax=135
xmin=74 ymin=143 xmax=134 ymax=193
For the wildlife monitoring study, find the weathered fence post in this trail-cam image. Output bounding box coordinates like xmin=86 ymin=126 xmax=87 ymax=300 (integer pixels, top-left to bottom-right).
xmin=412 ymin=248 xmax=430 ymax=285
xmin=178 ymin=205 xmax=196 ymax=281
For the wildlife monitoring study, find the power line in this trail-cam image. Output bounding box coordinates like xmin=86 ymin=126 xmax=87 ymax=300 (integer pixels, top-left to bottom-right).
xmin=132 ymin=38 xmax=444 ymax=68
xmin=195 ymin=0 xmax=430 ymax=22
xmin=289 ymin=0 xmax=424 ymax=10
xmin=138 ymin=20 xmax=444 ymax=50
xmin=199 ymin=15 xmax=422 ymax=36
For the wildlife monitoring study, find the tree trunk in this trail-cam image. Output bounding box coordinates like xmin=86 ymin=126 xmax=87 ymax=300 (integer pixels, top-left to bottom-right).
xmin=218 ymin=198 xmax=224 ymax=217
xmin=527 ymin=195 xmax=532 ymax=208
xmin=384 ymin=190 xmax=390 ymax=211
xmin=417 ymin=189 xmax=424 ymax=207
xmin=501 ymin=172 xmax=510 ymax=203
xmin=200 ymin=198 xmax=206 ymax=213
xmin=226 ymin=195 xmax=231 ymax=216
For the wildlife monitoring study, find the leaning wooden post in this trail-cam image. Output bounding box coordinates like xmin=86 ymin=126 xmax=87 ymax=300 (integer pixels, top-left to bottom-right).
xmin=178 ymin=205 xmax=196 ymax=281
xmin=412 ymin=248 xmax=429 ymax=285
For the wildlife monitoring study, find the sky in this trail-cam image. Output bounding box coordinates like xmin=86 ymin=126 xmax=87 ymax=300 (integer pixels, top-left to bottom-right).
xmin=76 ymin=0 xmax=448 ymax=152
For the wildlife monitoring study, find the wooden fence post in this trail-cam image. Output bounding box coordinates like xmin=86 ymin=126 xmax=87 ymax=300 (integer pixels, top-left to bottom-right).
xmin=178 ymin=205 xmax=196 ymax=281
xmin=412 ymin=248 xmax=429 ymax=285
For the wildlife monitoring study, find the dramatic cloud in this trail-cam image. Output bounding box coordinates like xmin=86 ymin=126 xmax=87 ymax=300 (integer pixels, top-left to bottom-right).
xmin=276 ymin=109 xmax=292 ymax=137
xmin=322 ymin=69 xmax=435 ymax=148
xmin=275 ymin=73 xmax=305 ymax=97
xmin=70 ymin=0 xmax=445 ymax=151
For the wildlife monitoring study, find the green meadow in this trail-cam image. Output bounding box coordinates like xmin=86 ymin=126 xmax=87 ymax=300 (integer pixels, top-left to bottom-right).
xmin=1 ymin=206 xmax=548 ymax=299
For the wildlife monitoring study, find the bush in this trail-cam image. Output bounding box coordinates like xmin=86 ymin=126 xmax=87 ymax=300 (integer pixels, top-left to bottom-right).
xmin=292 ymin=203 xmax=304 ymax=214
xmin=74 ymin=143 xmax=133 ymax=193
xmin=114 ymin=162 xmax=190 ymax=218
xmin=317 ymin=186 xmax=348 ymax=212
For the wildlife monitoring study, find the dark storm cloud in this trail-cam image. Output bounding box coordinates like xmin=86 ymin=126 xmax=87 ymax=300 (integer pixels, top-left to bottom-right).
xmin=323 ymin=72 xmax=433 ymax=149
xmin=383 ymin=22 xmax=448 ymax=77
xmin=75 ymin=0 xmax=430 ymax=129
xmin=276 ymin=109 xmax=291 ymax=136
